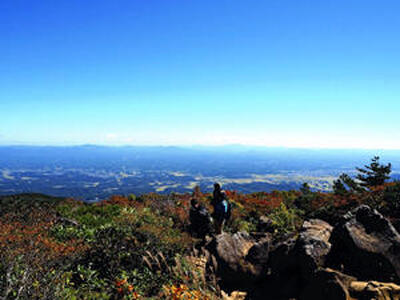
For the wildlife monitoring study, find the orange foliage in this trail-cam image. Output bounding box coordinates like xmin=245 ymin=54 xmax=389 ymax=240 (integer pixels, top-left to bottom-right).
xmin=0 ymin=209 xmax=87 ymax=261
xmin=0 ymin=220 xmax=87 ymax=259
xmin=98 ymin=195 xmax=132 ymax=206
xmin=162 ymin=284 xmax=210 ymax=300
xmin=232 ymin=191 xmax=285 ymax=216
xmin=114 ymin=278 xmax=141 ymax=299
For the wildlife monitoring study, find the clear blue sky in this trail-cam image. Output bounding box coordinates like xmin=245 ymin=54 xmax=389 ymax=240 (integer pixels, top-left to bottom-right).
xmin=1 ymin=0 xmax=399 ymax=149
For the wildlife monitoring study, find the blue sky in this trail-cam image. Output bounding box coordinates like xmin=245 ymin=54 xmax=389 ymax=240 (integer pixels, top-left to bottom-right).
xmin=1 ymin=0 xmax=399 ymax=149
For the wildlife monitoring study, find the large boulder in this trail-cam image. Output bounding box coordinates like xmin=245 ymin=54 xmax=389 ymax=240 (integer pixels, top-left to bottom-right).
xmin=265 ymin=237 xmax=299 ymax=298
xmin=266 ymin=219 xmax=333 ymax=298
xmin=206 ymin=232 xmax=270 ymax=287
xmin=300 ymin=268 xmax=355 ymax=300
xmin=272 ymin=220 xmax=332 ymax=275
xmin=295 ymin=219 xmax=333 ymax=277
xmin=328 ymin=205 xmax=400 ymax=283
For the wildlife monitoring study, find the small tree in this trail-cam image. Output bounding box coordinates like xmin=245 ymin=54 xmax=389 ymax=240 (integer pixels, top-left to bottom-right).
xmin=356 ymin=156 xmax=391 ymax=187
xmin=332 ymin=177 xmax=347 ymax=195
xmin=333 ymin=173 xmax=363 ymax=194
xmin=333 ymin=156 xmax=392 ymax=194
xmin=294 ymin=182 xmax=314 ymax=214
xmin=300 ymin=182 xmax=311 ymax=194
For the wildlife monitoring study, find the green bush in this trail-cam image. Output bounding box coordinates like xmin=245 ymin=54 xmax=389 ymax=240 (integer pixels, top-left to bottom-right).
xmin=269 ymin=203 xmax=303 ymax=238
xmin=57 ymin=204 xmax=121 ymax=228
xmin=57 ymin=266 xmax=111 ymax=300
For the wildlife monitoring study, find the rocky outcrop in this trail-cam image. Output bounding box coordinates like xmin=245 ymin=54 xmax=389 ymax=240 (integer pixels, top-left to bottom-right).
xmin=328 ymin=205 xmax=400 ymax=283
xmin=206 ymin=232 xmax=270 ymax=287
xmin=295 ymin=219 xmax=333 ymax=277
xmin=301 ymin=268 xmax=400 ymax=300
xmin=350 ymin=281 xmax=400 ymax=300
xmin=267 ymin=219 xmax=333 ymax=297
xmin=221 ymin=290 xmax=247 ymax=300
xmin=208 ymin=207 xmax=400 ymax=300
xmin=300 ymin=268 xmax=355 ymax=300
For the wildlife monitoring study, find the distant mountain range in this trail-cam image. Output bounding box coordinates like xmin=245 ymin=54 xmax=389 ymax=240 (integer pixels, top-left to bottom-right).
xmin=0 ymin=145 xmax=399 ymax=200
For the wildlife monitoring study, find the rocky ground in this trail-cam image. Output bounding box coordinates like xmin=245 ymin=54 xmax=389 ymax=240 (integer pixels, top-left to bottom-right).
xmin=194 ymin=205 xmax=400 ymax=300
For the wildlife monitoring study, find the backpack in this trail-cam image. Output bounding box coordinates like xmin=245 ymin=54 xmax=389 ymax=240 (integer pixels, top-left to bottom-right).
xmin=224 ymin=200 xmax=232 ymax=220
xmin=217 ymin=199 xmax=231 ymax=220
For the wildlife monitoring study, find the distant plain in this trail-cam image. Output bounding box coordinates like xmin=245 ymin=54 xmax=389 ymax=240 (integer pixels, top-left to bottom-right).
xmin=1 ymin=145 xmax=399 ymax=200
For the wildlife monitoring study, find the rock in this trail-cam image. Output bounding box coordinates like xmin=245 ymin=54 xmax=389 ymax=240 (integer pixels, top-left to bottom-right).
xmin=256 ymin=219 xmax=333 ymax=298
xmin=350 ymin=281 xmax=400 ymax=300
xmin=302 ymin=268 xmax=400 ymax=300
xmin=328 ymin=205 xmax=400 ymax=283
xmin=268 ymin=237 xmax=297 ymax=275
xmin=266 ymin=237 xmax=299 ymax=298
xmin=300 ymin=268 xmax=355 ymax=300
xmin=393 ymin=218 xmax=400 ymax=234
xmin=257 ymin=215 xmax=274 ymax=233
xmin=56 ymin=216 xmax=79 ymax=227
xmin=221 ymin=290 xmax=247 ymax=300
xmin=206 ymin=232 xmax=270 ymax=287
xmin=300 ymin=219 xmax=333 ymax=246
xmin=266 ymin=219 xmax=333 ymax=298
xmin=295 ymin=219 xmax=333 ymax=277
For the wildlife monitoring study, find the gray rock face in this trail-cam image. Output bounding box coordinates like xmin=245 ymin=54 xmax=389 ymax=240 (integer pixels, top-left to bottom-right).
xmin=257 ymin=215 xmax=274 ymax=233
xmin=269 ymin=219 xmax=333 ymax=275
xmin=266 ymin=219 xmax=334 ymax=298
xmin=206 ymin=208 xmax=400 ymax=300
xmin=207 ymin=232 xmax=270 ymax=287
xmin=296 ymin=219 xmax=334 ymax=277
xmin=300 ymin=268 xmax=355 ymax=300
xmin=328 ymin=205 xmax=400 ymax=283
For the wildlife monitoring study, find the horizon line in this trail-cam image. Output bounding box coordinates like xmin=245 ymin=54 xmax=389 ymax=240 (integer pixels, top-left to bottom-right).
xmin=1 ymin=143 xmax=400 ymax=152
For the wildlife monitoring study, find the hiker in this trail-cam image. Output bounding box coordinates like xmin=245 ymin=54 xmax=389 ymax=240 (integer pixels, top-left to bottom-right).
xmin=212 ymin=183 xmax=224 ymax=205
xmin=211 ymin=183 xmax=230 ymax=234
xmin=189 ymin=199 xmax=212 ymax=239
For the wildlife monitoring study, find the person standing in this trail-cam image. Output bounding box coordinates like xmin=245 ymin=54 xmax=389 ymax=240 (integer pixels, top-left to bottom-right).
xmin=189 ymin=199 xmax=212 ymax=239
xmin=211 ymin=183 xmax=229 ymax=234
